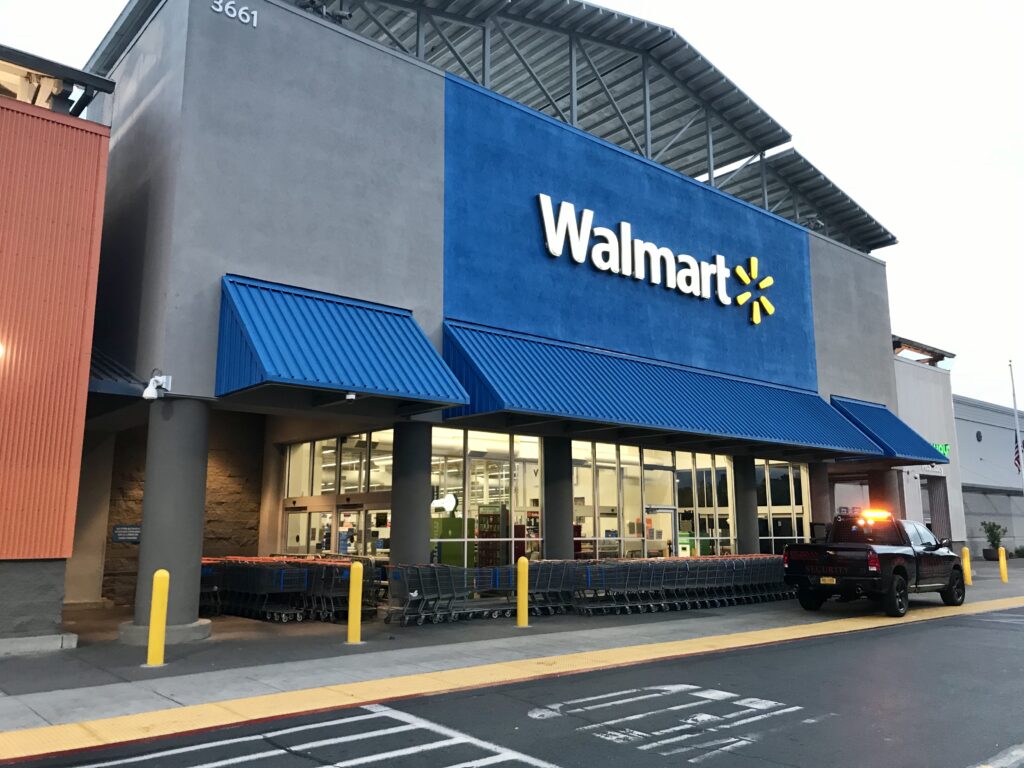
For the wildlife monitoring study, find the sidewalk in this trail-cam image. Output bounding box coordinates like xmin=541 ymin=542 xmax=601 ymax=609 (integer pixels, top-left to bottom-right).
xmin=1 ymin=561 xmax=1021 ymax=738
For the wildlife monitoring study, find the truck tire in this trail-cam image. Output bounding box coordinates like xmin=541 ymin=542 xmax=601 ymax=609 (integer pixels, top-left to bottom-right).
xmin=884 ymin=573 xmax=909 ymax=617
xmin=940 ymin=568 xmax=966 ymax=606
xmin=797 ymin=588 xmax=826 ymax=611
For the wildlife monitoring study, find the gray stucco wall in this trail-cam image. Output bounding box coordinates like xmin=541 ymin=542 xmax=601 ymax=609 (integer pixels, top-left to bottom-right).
xmin=893 ymin=358 xmax=965 ymax=541
xmin=0 ymin=561 xmax=66 ymax=637
xmin=110 ymin=0 xmax=447 ymax=399
xmin=93 ymin=0 xmax=190 ymax=375
xmin=955 ymin=396 xmax=1024 ymax=555
xmin=809 ymin=234 xmax=897 ymax=409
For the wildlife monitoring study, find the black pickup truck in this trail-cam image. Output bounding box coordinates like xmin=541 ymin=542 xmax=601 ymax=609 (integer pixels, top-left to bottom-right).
xmin=783 ymin=511 xmax=965 ymax=617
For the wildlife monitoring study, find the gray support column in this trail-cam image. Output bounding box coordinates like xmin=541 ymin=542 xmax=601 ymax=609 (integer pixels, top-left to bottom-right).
xmin=390 ymin=421 xmax=433 ymax=565
xmin=257 ymin=437 xmax=284 ymax=557
xmin=732 ymin=456 xmax=759 ymax=554
xmin=65 ymin=433 xmax=115 ymax=606
xmin=542 ymin=436 xmax=574 ymax=560
xmin=121 ymin=398 xmax=211 ymax=645
xmin=808 ymin=463 xmax=833 ymax=525
xmin=868 ymin=469 xmax=903 ymax=518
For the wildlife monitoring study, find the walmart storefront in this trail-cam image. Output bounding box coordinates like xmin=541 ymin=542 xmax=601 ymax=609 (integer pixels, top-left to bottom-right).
xmin=71 ymin=0 xmax=946 ymax=643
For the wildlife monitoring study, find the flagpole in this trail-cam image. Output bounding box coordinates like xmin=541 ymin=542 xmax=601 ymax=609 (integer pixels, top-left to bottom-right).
xmin=1010 ymin=360 xmax=1024 ymax=500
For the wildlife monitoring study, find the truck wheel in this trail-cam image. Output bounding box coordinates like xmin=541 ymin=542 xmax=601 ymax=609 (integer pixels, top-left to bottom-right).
xmin=940 ymin=568 xmax=966 ymax=606
xmin=797 ymin=589 xmax=826 ymax=611
xmin=884 ymin=574 xmax=909 ymax=617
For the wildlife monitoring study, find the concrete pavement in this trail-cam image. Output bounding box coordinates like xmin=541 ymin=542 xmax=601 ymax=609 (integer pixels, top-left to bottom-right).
xmin=0 ymin=560 xmax=1021 ymax=760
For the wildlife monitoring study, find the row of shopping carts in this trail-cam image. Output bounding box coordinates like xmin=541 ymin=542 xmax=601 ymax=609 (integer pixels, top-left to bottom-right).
xmin=385 ymin=556 xmax=793 ymax=626
xmin=200 ymin=557 xmax=378 ymax=623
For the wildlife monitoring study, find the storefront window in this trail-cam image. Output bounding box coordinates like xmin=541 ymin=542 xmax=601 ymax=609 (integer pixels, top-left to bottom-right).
xmin=339 ymin=434 xmax=367 ymax=494
xmin=619 ymin=446 xmax=643 ymax=558
xmin=286 ymin=442 xmax=311 ymax=497
xmin=312 ymin=439 xmax=337 ymax=495
xmin=756 ymin=460 xmax=810 ymax=553
xmin=676 ymin=452 xmax=696 ymax=556
xmin=572 ymin=441 xmax=595 ymax=553
xmin=643 ymin=449 xmax=674 ymax=557
xmin=513 ymin=436 xmax=541 ymax=544
xmin=430 ymin=427 xmax=465 ymax=563
xmin=595 ymin=442 xmax=619 ymax=556
xmin=468 ymin=431 xmax=511 ymax=567
xmin=714 ymin=456 xmax=734 ymax=554
xmin=368 ymin=430 xmax=393 ymax=491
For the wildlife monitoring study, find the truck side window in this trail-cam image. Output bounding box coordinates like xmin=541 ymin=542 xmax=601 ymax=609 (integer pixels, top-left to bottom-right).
xmin=902 ymin=521 xmax=923 ymax=547
xmin=916 ymin=523 xmax=939 ymax=548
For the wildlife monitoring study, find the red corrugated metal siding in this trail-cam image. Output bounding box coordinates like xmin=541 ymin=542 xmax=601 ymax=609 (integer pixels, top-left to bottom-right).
xmin=0 ymin=99 xmax=109 ymax=559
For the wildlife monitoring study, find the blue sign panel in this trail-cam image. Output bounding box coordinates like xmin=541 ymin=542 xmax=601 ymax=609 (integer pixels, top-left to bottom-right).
xmin=443 ymin=76 xmax=817 ymax=391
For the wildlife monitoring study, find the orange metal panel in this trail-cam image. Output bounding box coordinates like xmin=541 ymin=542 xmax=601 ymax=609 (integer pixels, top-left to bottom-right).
xmin=0 ymin=99 xmax=109 ymax=559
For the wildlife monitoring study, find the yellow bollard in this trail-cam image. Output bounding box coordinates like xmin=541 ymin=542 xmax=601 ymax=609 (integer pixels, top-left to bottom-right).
xmin=999 ymin=546 xmax=1009 ymax=584
xmin=347 ymin=561 xmax=363 ymax=644
xmin=961 ymin=547 xmax=973 ymax=586
xmin=146 ymin=569 xmax=170 ymax=667
xmin=517 ymin=556 xmax=529 ymax=628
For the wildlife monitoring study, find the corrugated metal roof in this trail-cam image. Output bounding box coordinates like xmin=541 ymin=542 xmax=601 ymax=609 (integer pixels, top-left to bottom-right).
xmin=724 ymin=148 xmax=897 ymax=252
xmin=444 ymin=321 xmax=884 ymax=456
xmin=216 ymin=275 xmax=468 ymax=406
xmin=89 ymin=347 xmax=143 ymax=396
xmin=831 ymin=396 xmax=947 ymax=464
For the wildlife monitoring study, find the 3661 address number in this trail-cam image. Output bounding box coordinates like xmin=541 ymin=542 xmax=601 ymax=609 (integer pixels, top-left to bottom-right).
xmin=211 ymin=0 xmax=258 ymax=28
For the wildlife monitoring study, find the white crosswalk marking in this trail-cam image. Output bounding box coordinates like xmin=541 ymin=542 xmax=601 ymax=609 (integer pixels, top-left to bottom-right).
xmin=67 ymin=703 xmax=559 ymax=768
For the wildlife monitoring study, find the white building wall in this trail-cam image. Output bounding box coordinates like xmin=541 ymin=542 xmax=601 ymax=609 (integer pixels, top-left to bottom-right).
xmin=893 ymin=357 xmax=966 ymax=542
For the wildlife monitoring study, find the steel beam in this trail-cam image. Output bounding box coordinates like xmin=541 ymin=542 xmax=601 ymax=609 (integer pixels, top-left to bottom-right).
xmin=653 ymin=108 xmax=701 ymax=163
xmin=578 ymin=39 xmax=642 ymax=154
xmin=760 ymin=152 xmax=768 ymax=208
xmin=705 ymin=108 xmax=715 ymax=187
xmin=569 ymin=33 xmax=578 ymax=126
xmin=428 ymin=14 xmax=480 ymax=83
xmin=642 ymin=53 xmax=652 ymax=158
xmin=360 ymin=1 xmax=412 ymax=54
xmin=494 ymin=17 xmax=568 ymax=122
xmin=482 ymin=19 xmax=492 ymax=87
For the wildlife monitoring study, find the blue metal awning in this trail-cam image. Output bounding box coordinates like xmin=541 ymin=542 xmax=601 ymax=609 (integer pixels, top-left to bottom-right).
xmin=216 ymin=276 xmax=468 ymax=406
xmin=831 ymin=396 xmax=948 ymax=464
xmin=444 ymin=321 xmax=884 ymax=456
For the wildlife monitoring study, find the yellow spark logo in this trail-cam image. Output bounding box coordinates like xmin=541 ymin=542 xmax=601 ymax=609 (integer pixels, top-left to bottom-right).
xmin=734 ymin=256 xmax=775 ymax=325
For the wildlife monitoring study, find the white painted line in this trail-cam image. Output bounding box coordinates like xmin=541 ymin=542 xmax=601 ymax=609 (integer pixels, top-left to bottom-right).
xmin=67 ymin=737 xmax=266 ymax=768
xmin=732 ymin=698 xmax=782 ymax=710
xmin=719 ymin=706 xmax=802 ymax=729
xmin=690 ymin=689 xmax=737 ymax=701
xmin=373 ymin=705 xmax=562 ymax=768
xmin=566 ymin=692 xmax=672 ymax=713
xmin=529 ymin=685 xmax=699 ymax=719
xmin=292 ymin=723 xmax=420 ymax=750
xmin=638 ymin=732 xmax=700 ymax=751
xmin=266 ymin=711 xmax=388 ymax=737
xmin=331 ymin=737 xmax=464 ymax=767
xmin=562 ymin=689 xmax=641 ymax=706
xmin=967 ymin=742 xmax=1024 ymax=768
xmin=686 ymin=737 xmax=750 ymax=763
xmin=651 ymin=713 xmax=722 ymax=736
xmin=576 ymin=699 xmax=705 ymax=731
xmin=440 ymin=755 xmax=515 ymax=768
xmin=69 ymin=711 xmax=391 ymax=768
xmin=189 ymin=749 xmax=288 ymax=768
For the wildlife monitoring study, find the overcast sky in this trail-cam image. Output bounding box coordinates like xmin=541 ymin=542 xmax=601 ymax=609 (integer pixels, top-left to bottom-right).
xmin=2 ymin=0 xmax=1021 ymax=407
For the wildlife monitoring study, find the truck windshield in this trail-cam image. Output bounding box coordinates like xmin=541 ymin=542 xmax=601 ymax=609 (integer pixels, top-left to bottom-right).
xmin=829 ymin=519 xmax=902 ymax=546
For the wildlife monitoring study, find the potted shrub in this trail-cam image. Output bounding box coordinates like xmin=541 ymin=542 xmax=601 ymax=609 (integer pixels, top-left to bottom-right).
xmin=980 ymin=521 xmax=1008 ymax=561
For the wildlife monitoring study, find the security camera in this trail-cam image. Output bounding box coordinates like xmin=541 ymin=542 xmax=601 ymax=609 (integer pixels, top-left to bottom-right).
xmin=142 ymin=372 xmax=172 ymax=400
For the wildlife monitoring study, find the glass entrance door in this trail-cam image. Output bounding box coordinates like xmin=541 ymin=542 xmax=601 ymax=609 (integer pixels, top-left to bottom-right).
xmin=644 ymin=507 xmax=675 ymax=558
xmin=284 ymin=512 xmax=310 ymax=555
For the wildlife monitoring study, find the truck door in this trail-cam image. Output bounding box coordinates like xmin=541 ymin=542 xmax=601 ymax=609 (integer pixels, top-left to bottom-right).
xmin=901 ymin=520 xmax=927 ymax=587
xmin=914 ymin=522 xmax=951 ymax=587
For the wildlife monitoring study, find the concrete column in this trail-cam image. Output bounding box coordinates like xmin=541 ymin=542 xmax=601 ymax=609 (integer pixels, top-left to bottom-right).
xmin=732 ymin=456 xmax=760 ymax=555
xmin=542 ymin=436 xmax=573 ymax=560
xmin=868 ymin=469 xmax=902 ymax=517
xmin=65 ymin=433 xmax=116 ymax=606
xmin=120 ymin=398 xmax=211 ymax=645
xmin=390 ymin=421 xmax=433 ymax=565
xmin=257 ymin=437 xmax=284 ymax=557
xmin=808 ymin=463 xmax=833 ymax=525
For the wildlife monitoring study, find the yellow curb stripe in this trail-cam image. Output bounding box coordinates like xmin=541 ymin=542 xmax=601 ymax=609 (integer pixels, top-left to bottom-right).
xmin=2 ymin=595 xmax=1023 ymax=762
